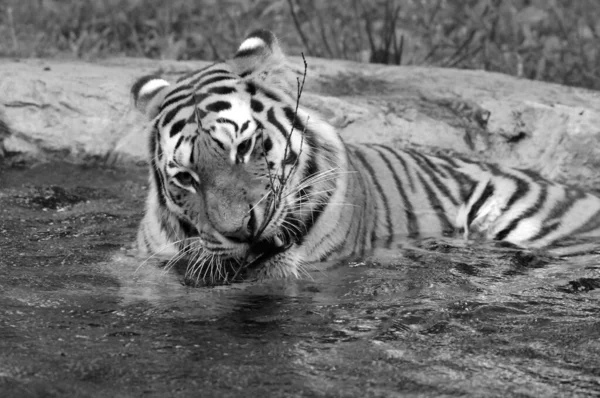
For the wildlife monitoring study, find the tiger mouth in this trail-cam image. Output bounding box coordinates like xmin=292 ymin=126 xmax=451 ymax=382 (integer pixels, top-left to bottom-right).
xmin=178 ymin=217 xmax=295 ymax=279
xmin=244 ymin=234 xmax=294 ymax=270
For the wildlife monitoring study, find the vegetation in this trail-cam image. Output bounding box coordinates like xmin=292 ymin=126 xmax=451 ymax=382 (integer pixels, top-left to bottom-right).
xmin=1 ymin=0 xmax=599 ymax=90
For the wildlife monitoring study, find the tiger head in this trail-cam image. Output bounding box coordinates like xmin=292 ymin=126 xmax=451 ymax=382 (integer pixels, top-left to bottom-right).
xmin=131 ymin=30 xmax=348 ymax=281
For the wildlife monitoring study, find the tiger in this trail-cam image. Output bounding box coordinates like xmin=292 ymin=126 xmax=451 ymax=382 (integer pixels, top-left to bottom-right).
xmin=130 ymin=29 xmax=600 ymax=282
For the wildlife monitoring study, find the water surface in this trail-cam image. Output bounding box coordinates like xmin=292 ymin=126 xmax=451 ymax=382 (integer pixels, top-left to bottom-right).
xmin=1 ymin=162 xmax=599 ymax=397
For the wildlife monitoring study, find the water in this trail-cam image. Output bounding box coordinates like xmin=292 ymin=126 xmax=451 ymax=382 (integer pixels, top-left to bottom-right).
xmin=1 ymin=162 xmax=599 ymax=397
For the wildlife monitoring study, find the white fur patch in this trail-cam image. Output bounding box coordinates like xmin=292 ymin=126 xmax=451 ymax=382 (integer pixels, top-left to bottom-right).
xmin=139 ymin=79 xmax=170 ymax=96
xmin=238 ymin=37 xmax=265 ymax=52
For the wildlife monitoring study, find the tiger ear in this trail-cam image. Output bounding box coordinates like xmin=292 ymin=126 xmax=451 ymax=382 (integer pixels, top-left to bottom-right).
xmin=229 ymin=29 xmax=295 ymax=92
xmin=130 ymin=76 xmax=171 ymax=119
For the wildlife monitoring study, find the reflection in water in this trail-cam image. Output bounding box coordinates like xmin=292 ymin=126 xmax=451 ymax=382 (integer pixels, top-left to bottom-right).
xmin=110 ymin=236 xmax=600 ymax=331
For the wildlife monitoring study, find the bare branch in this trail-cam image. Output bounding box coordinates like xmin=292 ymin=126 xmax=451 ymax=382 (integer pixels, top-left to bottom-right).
xmin=286 ymin=0 xmax=314 ymax=56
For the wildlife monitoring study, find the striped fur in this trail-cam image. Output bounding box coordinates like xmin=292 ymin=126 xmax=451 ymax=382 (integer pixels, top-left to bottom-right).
xmin=131 ymin=29 xmax=600 ymax=280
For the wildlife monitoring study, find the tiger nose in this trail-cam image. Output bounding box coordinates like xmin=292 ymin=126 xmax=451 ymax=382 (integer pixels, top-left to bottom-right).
xmin=222 ymin=208 xmax=257 ymax=243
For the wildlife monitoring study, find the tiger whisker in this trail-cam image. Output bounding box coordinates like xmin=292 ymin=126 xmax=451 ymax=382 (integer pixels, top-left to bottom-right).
xmin=287 ymin=202 xmax=359 ymax=212
xmin=248 ymin=190 xmax=273 ymax=214
xmin=196 ymin=251 xmax=214 ymax=280
xmin=296 ymin=262 xmax=314 ymax=280
xmin=162 ymin=244 xmax=197 ymax=274
xmin=136 ymin=237 xmax=197 ymax=273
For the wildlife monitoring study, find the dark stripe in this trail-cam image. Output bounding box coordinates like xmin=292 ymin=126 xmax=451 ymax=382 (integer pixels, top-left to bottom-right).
xmin=490 ymin=166 xmax=530 ymax=209
xmin=519 ymin=168 xmax=550 ymax=183
xmin=205 ymin=101 xmax=231 ymax=113
xmin=187 ymin=70 xmax=233 ymax=87
xmin=164 ymin=84 xmax=191 ymax=100
xmin=246 ymin=82 xmax=257 ymax=95
xmin=381 ymin=148 xmax=415 ymax=193
xmin=216 ymin=117 xmax=238 ymax=132
xmin=208 ymin=86 xmax=237 ymax=95
xmin=196 ymin=68 xmax=231 ymax=78
xmin=467 ymin=181 xmax=495 ymax=227
xmin=494 ymin=184 xmax=548 ymax=241
xmin=353 ymin=148 xmax=393 ymax=243
xmin=141 ymin=225 xmax=152 ymax=252
xmin=283 ymin=106 xmax=305 ymax=132
xmin=347 ymin=154 xmax=367 ymax=256
xmin=161 ymin=93 xmax=189 ymax=113
xmin=162 ymin=83 xmax=191 ymax=99
xmin=160 ymin=84 xmax=190 ymax=108
xmin=161 ymin=97 xmax=194 ymax=127
xmin=189 ymin=140 xmax=196 ymax=165
xmin=260 ymin=88 xmax=282 ymax=102
xmin=435 ymin=154 xmax=459 ymax=168
xmin=530 ymin=189 xmax=586 ymax=241
xmin=209 ymin=134 xmax=225 ymax=150
xmin=240 ymin=120 xmax=250 ymax=133
xmin=149 ymin=127 xmax=166 ymax=208
xmin=439 ymin=164 xmax=477 ymax=202
xmin=413 ymin=170 xmax=454 ymax=235
xmin=295 ymin=201 xmax=330 ymax=245
xmin=296 ymin=132 xmax=337 ymax=244
xmin=358 ymin=165 xmax=376 ymax=254
xmin=191 ymin=92 xmax=211 ymax=106
xmin=177 ymin=217 xmax=199 ymax=237
xmin=297 ymin=136 xmax=319 ymax=209
xmin=314 ymin=155 xmax=357 ymax=259
xmin=174 ymin=135 xmax=185 ymax=151
xmin=189 ymin=136 xmax=198 ymax=164
xmin=285 ymin=212 xmax=305 ymax=242
xmin=302 ymin=128 xmax=319 ymax=156
xmin=284 ymin=150 xmax=298 ymax=165
xmin=406 ymin=151 xmax=458 ymax=206
xmin=266 ymin=108 xmax=288 ymax=138
xmin=251 ymin=99 xmax=264 ymax=113
xmin=195 ymin=108 xmax=208 ymax=121
xmin=372 ymin=145 xmax=419 ymax=238
xmin=262 ymin=136 xmax=273 ymax=153
xmin=414 ymin=151 xmax=448 ymax=178
xmin=454 ymin=155 xmax=480 ymax=165
xmin=463 ymin=183 xmax=478 ymax=206
xmin=154 ymin=126 xmax=164 ymax=162
xmin=200 ymin=75 xmax=235 ymax=87
xmin=169 ymin=119 xmax=186 ymax=137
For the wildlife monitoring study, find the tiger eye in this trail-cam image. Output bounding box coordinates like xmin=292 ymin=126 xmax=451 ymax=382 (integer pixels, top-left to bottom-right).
xmin=174 ymin=171 xmax=194 ymax=187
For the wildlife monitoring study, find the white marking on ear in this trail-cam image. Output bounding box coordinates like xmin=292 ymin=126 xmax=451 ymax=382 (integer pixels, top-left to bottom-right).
xmin=238 ymin=37 xmax=266 ymax=52
xmin=139 ymin=79 xmax=170 ymax=96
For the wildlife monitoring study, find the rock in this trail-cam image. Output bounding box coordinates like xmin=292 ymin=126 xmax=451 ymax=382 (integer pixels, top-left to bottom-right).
xmin=1 ymin=57 xmax=600 ymax=189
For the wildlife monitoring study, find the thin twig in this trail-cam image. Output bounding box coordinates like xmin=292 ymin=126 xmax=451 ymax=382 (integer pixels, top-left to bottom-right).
xmin=7 ymin=7 xmax=19 ymax=52
xmin=287 ymin=0 xmax=314 ymax=56
xmin=316 ymin=7 xmax=335 ymax=58
xmin=230 ymin=54 xmax=309 ymax=282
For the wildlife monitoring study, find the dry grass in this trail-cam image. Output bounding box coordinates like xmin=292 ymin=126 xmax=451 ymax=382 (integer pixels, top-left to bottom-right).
xmin=1 ymin=0 xmax=598 ymax=90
